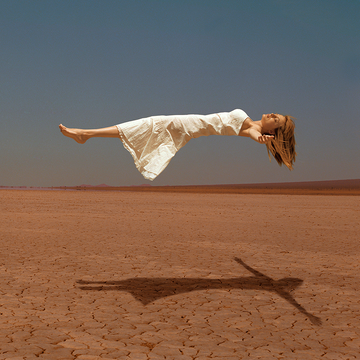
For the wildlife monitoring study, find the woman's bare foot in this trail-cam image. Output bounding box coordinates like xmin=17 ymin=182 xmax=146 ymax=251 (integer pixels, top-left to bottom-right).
xmin=59 ymin=124 xmax=89 ymax=144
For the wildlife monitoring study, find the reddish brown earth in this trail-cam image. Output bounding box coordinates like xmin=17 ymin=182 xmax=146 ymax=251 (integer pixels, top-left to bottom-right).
xmin=0 ymin=189 xmax=359 ymax=359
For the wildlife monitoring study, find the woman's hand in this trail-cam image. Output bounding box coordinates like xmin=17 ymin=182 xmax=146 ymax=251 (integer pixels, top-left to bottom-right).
xmin=246 ymin=128 xmax=274 ymax=144
xmin=257 ymin=134 xmax=274 ymax=144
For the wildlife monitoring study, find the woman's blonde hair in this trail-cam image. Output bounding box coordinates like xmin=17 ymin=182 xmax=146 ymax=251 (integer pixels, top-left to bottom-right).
xmin=266 ymin=115 xmax=296 ymax=170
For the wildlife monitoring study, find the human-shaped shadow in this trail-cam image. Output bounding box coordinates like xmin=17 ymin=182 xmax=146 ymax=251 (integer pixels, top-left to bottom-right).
xmin=77 ymin=257 xmax=321 ymax=325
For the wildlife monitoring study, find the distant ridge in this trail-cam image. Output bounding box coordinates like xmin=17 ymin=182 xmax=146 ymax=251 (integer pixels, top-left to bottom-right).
xmin=79 ymin=184 xmax=109 ymax=187
xmin=56 ymin=179 xmax=360 ymax=195
xmin=2 ymin=179 xmax=360 ymax=195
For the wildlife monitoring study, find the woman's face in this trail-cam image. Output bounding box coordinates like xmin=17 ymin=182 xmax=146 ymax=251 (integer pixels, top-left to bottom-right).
xmin=261 ymin=113 xmax=286 ymax=133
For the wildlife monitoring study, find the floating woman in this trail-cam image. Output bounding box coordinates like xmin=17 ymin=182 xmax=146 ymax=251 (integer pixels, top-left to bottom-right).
xmin=59 ymin=109 xmax=296 ymax=181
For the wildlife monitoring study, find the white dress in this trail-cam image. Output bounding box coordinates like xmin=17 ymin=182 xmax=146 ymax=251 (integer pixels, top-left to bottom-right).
xmin=116 ymin=109 xmax=249 ymax=181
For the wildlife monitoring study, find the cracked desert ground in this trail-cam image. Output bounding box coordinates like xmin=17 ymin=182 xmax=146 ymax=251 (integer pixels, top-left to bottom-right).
xmin=0 ymin=189 xmax=359 ymax=359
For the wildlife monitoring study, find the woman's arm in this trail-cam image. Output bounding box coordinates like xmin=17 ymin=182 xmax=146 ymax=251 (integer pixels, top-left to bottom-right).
xmin=248 ymin=128 xmax=274 ymax=144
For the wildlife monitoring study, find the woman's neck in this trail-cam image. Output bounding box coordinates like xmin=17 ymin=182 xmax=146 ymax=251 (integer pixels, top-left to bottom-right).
xmin=252 ymin=120 xmax=265 ymax=134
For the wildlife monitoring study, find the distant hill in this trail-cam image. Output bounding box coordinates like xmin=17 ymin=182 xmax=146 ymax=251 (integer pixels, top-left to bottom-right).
xmin=2 ymin=179 xmax=360 ymax=195
xmin=54 ymin=179 xmax=360 ymax=195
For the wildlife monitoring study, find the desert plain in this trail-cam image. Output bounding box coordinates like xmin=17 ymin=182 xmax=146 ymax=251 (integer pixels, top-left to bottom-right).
xmin=0 ymin=188 xmax=359 ymax=359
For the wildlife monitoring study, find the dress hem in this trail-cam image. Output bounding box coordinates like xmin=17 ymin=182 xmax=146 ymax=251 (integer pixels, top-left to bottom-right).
xmin=116 ymin=125 xmax=157 ymax=181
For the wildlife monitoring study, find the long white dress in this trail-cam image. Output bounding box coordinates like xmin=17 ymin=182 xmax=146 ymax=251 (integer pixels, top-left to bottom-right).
xmin=116 ymin=109 xmax=249 ymax=181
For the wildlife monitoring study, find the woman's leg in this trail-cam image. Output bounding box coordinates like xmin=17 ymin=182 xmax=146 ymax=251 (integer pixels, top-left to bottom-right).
xmin=59 ymin=124 xmax=119 ymax=144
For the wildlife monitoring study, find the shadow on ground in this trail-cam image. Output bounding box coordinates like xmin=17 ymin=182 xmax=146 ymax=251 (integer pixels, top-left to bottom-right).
xmin=77 ymin=257 xmax=322 ymax=325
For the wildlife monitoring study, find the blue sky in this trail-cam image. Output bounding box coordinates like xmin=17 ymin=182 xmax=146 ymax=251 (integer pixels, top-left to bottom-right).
xmin=1 ymin=0 xmax=359 ymax=186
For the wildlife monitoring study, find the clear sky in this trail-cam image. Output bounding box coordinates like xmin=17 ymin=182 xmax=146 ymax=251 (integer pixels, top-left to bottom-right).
xmin=1 ymin=0 xmax=359 ymax=186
